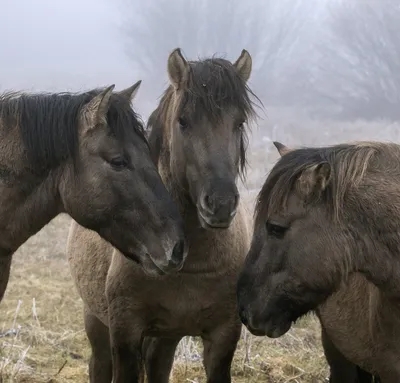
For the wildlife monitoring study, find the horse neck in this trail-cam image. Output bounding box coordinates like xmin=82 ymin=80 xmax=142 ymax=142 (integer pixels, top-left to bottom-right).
xmin=366 ymin=282 xmax=400 ymax=339
xmin=363 ymin=262 xmax=400 ymax=299
xmin=344 ymin=190 xmax=400 ymax=299
xmin=0 ymin=167 xmax=61 ymax=253
xmin=355 ymin=237 xmax=400 ymax=299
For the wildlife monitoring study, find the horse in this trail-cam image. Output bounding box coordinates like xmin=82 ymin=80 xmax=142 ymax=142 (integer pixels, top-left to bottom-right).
xmin=0 ymin=81 xmax=187 ymax=305
xmin=237 ymin=140 xmax=400 ymax=382
xmin=67 ymin=47 xmax=259 ymax=383
xmin=322 ymin=327 xmax=379 ymax=382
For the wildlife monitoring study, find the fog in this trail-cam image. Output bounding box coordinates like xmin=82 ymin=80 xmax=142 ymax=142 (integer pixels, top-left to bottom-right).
xmin=1 ymin=0 xmax=399 ymax=142
xmin=0 ymin=0 xmax=134 ymax=89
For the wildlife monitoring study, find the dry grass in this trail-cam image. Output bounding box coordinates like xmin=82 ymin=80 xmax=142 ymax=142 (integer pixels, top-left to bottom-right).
xmin=0 ymin=214 xmax=90 ymax=383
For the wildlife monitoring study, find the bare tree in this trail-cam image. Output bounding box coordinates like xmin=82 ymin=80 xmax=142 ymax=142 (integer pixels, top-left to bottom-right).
xmin=313 ymin=0 xmax=400 ymax=120
xmin=119 ymin=0 xmax=314 ymax=107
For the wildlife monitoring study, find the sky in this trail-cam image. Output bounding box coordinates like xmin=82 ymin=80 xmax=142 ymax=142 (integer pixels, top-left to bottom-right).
xmin=0 ymin=0 xmax=135 ymax=93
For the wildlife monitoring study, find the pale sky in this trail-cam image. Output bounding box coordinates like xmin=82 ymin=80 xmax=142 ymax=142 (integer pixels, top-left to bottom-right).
xmin=0 ymin=0 xmax=135 ymax=92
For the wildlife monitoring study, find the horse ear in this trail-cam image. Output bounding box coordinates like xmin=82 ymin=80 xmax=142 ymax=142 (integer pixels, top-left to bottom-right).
xmin=117 ymin=80 xmax=142 ymax=103
xmin=233 ymin=49 xmax=252 ymax=82
xmin=168 ymin=48 xmax=189 ymax=90
xmin=298 ymin=163 xmax=331 ymax=195
xmin=85 ymin=84 xmax=115 ymax=127
xmin=273 ymin=141 xmax=293 ymax=157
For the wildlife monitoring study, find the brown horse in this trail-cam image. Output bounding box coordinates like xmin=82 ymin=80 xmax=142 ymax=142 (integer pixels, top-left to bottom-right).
xmin=0 ymin=81 xmax=187 ymax=305
xmin=237 ymin=140 xmax=400 ymax=382
xmin=322 ymin=326 xmax=379 ymax=382
xmin=67 ymin=47 xmax=259 ymax=383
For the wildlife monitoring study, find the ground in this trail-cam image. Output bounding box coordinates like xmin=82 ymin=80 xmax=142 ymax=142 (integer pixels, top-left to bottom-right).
xmin=1 ymin=128 xmax=355 ymax=382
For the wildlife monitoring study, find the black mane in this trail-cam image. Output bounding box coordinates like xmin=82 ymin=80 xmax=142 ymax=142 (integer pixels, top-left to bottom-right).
xmin=0 ymin=89 xmax=146 ymax=171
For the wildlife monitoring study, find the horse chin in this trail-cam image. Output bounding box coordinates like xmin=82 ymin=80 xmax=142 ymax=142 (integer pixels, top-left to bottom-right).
xmin=122 ymin=252 xmax=167 ymax=277
xmin=245 ymin=317 xmax=292 ymax=339
xmin=264 ymin=320 xmax=292 ymax=339
xmin=122 ymin=252 xmax=141 ymax=264
xmin=197 ymin=211 xmax=232 ymax=230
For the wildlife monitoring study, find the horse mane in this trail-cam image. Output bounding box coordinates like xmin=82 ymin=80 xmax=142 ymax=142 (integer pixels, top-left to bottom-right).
xmin=147 ymin=106 xmax=166 ymax=166
xmin=148 ymin=55 xmax=261 ymax=177
xmin=255 ymin=142 xmax=396 ymax=222
xmin=0 ymin=89 xmax=146 ymax=172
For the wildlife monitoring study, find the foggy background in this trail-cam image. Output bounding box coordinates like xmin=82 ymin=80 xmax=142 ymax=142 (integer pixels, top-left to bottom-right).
xmin=1 ymin=0 xmax=400 ymax=152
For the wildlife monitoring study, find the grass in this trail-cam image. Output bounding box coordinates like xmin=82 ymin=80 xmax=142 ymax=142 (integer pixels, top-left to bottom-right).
xmin=0 ymin=214 xmax=89 ymax=383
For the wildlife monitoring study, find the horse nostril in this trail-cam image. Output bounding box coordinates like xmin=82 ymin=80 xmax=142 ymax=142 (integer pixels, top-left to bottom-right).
xmin=202 ymin=194 xmax=214 ymax=212
xmin=230 ymin=194 xmax=240 ymax=216
xmin=234 ymin=194 xmax=239 ymax=208
xmin=170 ymin=239 xmax=185 ymax=266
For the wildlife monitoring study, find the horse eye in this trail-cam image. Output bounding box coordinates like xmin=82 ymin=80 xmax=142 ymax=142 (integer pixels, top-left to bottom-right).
xmin=178 ymin=118 xmax=188 ymax=131
xmin=237 ymin=121 xmax=245 ymax=130
xmin=266 ymin=221 xmax=288 ymax=239
xmin=109 ymin=156 xmax=128 ymax=169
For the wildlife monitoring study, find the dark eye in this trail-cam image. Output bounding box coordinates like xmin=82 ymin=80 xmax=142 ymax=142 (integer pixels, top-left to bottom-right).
xmin=266 ymin=221 xmax=288 ymax=239
xmin=236 ymin=121 xmax=245 ymax=131
xmin=109 ymin=156 xmax=128 ymax=169
xmin=178 ymin=118 xmax=188 ymax=131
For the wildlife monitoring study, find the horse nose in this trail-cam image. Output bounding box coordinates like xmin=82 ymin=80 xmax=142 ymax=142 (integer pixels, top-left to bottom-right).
xmin=201 ymin=192 xmax=239 ymax=216
xmin=231 ymin=193 xmax=239 ymax=215
xmin=201 ymin=193 xmax=215 ymax=214
xmin=168 ymin=239 xmax=186 ymax=269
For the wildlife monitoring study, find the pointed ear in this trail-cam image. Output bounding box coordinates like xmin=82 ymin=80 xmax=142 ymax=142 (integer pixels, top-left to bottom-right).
xmin=273 ymin=141 xmax=293 ymax=157
xmin=298 ymin=163 xmax=331 ymax=196
xmin=85 ymin=84 xmax=115 ymax=127
xmin=167 ymin=48 xmax=189 ymax=90
xmin=233 ymin=49 xmax=252 ymax=82
xmin=117 ymin=80 xmax=141 ymax=104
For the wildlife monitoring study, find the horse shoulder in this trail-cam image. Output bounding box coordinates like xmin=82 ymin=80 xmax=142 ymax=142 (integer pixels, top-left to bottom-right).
xmin=67 ymin=220 xmax=112 ymax=266
xmin=67 ymin=220 xmax=113 ymax=317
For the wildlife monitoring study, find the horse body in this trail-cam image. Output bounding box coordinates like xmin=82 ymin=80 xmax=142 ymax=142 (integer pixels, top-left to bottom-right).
xmin=68 ymin=47 xmax=258 ymax=383
xmin=319 ymin=274 xmax=397 ymax=381
xmin=237 ymin=141 xmax=400 ymax=382
xmin=0 ymin=83 xmax=186 ymax=304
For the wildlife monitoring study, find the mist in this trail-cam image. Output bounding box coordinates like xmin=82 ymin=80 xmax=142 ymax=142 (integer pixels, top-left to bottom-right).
xmin=1 ymin=0 xmax=399 ymax=139
xmin=0 ymin=0 xmax=132 ymax=91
